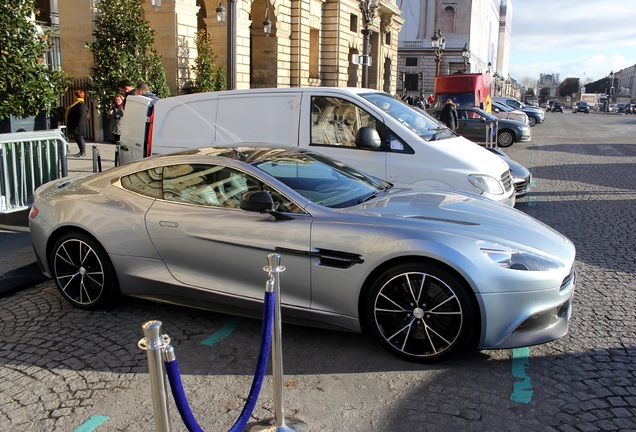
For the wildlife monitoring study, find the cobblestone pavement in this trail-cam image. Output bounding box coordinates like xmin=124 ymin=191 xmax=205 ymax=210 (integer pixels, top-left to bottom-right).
xmin=1 ymin=111 xmax=635 ymax=431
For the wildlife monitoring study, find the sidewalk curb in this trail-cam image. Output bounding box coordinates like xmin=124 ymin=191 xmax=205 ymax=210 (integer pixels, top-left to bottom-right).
xmin=0 ymin=262 xmax=48 ymax=295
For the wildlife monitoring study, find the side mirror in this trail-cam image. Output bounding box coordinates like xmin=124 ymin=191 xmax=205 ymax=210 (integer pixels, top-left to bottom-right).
xmin=355 ymin=126 xmax=381 ymax=150
xmin=240 ymin=190 xmax=274 ymax=212
xmin=239 ymin=190 xmax=294 ymax=220
xmin=493 ymin=108 xmax=500 ymax=113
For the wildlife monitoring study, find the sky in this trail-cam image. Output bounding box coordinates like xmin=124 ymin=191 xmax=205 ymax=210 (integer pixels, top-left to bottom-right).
xmin=509 ymin=0 xmax=636 ymax=84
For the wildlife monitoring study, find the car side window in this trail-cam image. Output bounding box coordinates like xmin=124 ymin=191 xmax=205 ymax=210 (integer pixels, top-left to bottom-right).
xmin=162 ymin=164 xmax=258 ymax=209
xmin=120 ymin=167 xmax=163 ymax=199
xmin=310 ymin=96 xmax=377 ymax=148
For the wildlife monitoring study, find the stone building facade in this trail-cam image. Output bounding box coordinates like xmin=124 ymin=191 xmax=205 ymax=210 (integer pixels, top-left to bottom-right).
xmin=55 ymin=0 xmax=404 ymax=96
xmin=397 ymin=0 xmax=514 ymax=98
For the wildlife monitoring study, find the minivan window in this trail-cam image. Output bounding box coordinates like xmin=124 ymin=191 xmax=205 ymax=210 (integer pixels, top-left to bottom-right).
xmin=361 ymin=93 xmax=455 ymax=141
xmin=310 ymin=96 xmax=377 ymax=147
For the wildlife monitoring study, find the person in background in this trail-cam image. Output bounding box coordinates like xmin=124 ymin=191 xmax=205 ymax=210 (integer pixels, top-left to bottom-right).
xmin=135 ymin=82 xmax=160 ymax=101
xmin=439 ymin=99 xmax=458 ymax=131
xmin=65 ymin=90 xmax=88 ymax=157
xmin=118 ymin=80 xmax=135 ymax=108
xmin=109 ymin=93 xmax=125 ymax=143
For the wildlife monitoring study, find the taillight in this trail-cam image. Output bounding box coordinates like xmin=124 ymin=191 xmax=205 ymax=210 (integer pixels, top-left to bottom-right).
xmin=146 ymin=109 xmax=155 ymax=157
xmin=29 ymin=205 xmax=39 ymax=219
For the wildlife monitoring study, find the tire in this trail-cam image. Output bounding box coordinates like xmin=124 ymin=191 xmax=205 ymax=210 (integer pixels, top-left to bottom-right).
xmin=363 ymin=262 xmax=477 ymax=362
xmin=497 ymin=130 xmax=515 ymax=147
xmin=528 ymin=116 xmax=537 ymax=126
xmin=50 ymin=232 xmax=119 ymax=309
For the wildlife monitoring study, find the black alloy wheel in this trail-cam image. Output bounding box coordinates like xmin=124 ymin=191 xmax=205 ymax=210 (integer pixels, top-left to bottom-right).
xmin=50 ymin=232 xmax=119 ymax=309
xmin=364 ymin=262 xmax=476 ymax=362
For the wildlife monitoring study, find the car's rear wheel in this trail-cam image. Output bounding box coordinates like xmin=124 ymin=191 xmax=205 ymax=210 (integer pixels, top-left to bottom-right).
xmin=364 ymin=262 xmax=476 ymax=362
xmin=50 ymin=232 xmax=119 ymax=309
xmin=497 ymin=130 xmax=515 ymax=147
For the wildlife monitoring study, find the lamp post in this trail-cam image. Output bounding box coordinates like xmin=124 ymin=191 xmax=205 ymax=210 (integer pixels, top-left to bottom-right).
xmin=609 ymin=70 xmax=615 ymax=111
xmin=216 ymin=0 xmax=237 ymax=90
xmin=461 ymin=42 xmax=470 ymax=72
xmin=431 ymin=28 xmax=446 ymax=76
xmin=359 ymin=0 xmax=379 ymax=88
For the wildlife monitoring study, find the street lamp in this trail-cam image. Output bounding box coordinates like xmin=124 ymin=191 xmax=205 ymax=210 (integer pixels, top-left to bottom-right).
xmin=461 ymin=42 xmax=470 ymax=72
xmin=263 ymin=1 xmax=272 ymax=36
xmin=431 ymin=28 xmax=446 ymax=76
xmin=359 ymin=0 xmax=379 ymax=88
xmin=151 ymin=0 xmax=161 ymax=12
xmin=216 ymin=0 xmax=237 ymax=90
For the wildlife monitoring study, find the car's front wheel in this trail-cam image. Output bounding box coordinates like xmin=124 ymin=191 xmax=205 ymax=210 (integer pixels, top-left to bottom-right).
xmin=50 ymin=232 xmax=119 ymax=309
xmin=363 ymin=262 xmax=477 ymax=362
xmin=497 ymin=130 xmax=515 ymax=147
xmin=528 ymin=117 xmax=537 ymax=126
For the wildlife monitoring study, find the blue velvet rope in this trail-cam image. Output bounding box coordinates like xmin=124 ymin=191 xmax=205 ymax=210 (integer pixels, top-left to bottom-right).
xmin=164 ymin=359 xmax=204 ymax=432
xmin=164 ymin=290 xmax=275 ymax=432
xmin=229 ymin=290 xmax=274 ymax=432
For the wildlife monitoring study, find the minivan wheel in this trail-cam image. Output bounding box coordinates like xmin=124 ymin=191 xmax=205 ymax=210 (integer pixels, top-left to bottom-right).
xmin=364 ymin=262 xmax=476 ymax=362
xmin=497 ymin=130 xmax=515 ymax=147
xmin=50 ymin=232 xmax=119 ymax=309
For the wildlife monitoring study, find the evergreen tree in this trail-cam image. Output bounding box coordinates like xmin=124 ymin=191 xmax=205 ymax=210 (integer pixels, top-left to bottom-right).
xmin=0 ymin=0 xmax=68 ymax=120
xmin=191 ymin=29 xmax=226 ymax=93
xmin=88 ymin=0 xmax=170 ymax=110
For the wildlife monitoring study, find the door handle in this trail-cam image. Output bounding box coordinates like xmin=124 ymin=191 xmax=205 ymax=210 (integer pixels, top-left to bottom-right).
xmin=159 ymin=221 xmax=178 ymax=228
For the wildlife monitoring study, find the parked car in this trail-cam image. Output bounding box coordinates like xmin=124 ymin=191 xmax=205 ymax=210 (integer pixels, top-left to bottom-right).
xmin=490 ymin=100 xmax=529 ymax=125
xmin=483 ymin=147 xmax=532 ymax=198
xmin=492 ymin=97 xmax=545 ymax=127
xmin=29 ymin=146 xmax=576 ymax=363
xmin=429 ymin=106 xmax=531 ymax=147
xmin=547 ymin=101 xmax=563 ymax=113
xmin=572 ymin=101 xmax=590 ymax=114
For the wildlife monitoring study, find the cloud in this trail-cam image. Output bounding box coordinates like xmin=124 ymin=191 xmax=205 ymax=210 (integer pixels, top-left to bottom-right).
xmin=509 ymin=0 xmax=636 ymax=82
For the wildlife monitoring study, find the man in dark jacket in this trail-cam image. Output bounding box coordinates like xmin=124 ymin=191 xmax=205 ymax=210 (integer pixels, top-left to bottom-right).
xmin=440 ymin=99 xmax=458 ymax=131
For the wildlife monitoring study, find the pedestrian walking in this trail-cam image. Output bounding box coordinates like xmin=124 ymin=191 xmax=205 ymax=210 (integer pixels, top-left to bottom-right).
xmin=65 ymin=90 xmax=88 ymax=157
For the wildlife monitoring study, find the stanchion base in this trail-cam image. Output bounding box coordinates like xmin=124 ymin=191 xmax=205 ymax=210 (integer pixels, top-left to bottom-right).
xmin=248 ymin=417 xmax=309 ymax=432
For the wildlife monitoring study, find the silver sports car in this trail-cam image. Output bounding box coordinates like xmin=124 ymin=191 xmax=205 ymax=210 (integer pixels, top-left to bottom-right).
xmin=29 ymin=146 xmax=576 ymax=362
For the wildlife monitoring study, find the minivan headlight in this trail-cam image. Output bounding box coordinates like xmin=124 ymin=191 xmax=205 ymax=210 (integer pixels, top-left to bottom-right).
xmin=478 ymin=241 xmax=564 ymax=271
xmin=467 ymin=174 xmax=504 ymax=195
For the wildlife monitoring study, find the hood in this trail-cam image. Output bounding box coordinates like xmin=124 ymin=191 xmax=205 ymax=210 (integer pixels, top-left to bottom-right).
xmin=339 ymin=186 xmax=573 ymax=260
xmin=432 ymin=135 xmax=510 ymax=174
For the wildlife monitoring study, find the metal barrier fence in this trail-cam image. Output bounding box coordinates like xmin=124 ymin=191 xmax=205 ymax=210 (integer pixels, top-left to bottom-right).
xmin=0 ymin=129 xmax=68 ymax=213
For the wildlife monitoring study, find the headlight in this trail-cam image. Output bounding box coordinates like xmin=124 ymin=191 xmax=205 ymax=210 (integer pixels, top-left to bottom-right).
xmin=467 ymin=174 xmax=504 ymax=195
xmin=478 ymin=241 xmax=564 ymax=271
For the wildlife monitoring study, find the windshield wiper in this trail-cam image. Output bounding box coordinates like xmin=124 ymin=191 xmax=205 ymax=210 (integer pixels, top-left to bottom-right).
xmin=358 ymin=189 xmax=386 ymax=204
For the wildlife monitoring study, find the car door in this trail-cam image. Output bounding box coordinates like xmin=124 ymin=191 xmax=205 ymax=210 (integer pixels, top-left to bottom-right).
xmin=456 ymin=108 xmax=487 ymax=142
xmin=144 ymin=163 xmax=312 ymax=307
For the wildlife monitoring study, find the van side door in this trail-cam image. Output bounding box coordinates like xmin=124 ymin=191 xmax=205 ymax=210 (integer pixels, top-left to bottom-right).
xmin=306 ymin=95 xmax=387 ymax=180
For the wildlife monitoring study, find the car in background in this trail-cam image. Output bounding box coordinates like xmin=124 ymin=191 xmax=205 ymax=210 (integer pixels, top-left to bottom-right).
xmin=29 ymin=146 xmax=576 ymax=363
xmin=429 ymin=106 xmax=531 ymax=147
xmin=547 ymin=101 xmax=563 ymax=113
xmin=484 ymin=147 xmax=532 ymax=198
xmin=492 ymin=97 xmax=545 ymax=126
xmin=572 ymin=101 xmax=590 ymax=114
xmin=490 ymin=101 xmax=529 ymax=125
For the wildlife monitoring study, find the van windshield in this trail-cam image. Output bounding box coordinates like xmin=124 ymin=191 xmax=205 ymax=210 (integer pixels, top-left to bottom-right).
xmin=361 ymin=93 xmax=455 ymax=141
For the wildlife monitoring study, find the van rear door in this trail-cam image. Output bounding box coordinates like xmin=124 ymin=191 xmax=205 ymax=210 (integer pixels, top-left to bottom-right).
xmin=119 ymin=96 xmax=153 ymax=164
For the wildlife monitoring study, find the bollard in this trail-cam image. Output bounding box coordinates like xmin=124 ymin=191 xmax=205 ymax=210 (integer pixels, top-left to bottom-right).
xmin=91 ymin=145 xmax=98 ymax=172
xmin=139 ymin=320 xmax=172 ymax=432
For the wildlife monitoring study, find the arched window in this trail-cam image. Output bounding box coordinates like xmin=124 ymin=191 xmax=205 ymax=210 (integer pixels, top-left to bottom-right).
xmin=441 ymin=5 xmax=455 ymax=34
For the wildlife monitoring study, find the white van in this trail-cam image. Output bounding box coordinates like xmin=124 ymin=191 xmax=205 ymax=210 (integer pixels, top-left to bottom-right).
xmin=120 ymin=87 xmax=515 ymax=205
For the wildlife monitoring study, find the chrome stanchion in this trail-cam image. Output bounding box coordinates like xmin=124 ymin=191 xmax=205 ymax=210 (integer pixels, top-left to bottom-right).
xmin=251 ymin=253 xmax=304 ymax=432
xmin=139 ymin=320 xmax=172 ymax=432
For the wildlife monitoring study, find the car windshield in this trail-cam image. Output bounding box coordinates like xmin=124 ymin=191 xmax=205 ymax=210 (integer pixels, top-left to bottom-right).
xmin=252 ymin=150 xmax=389 ymax=209
xmin=493 ymin=102 xmax=513 ymax=111
xmin=361 ymin=93 xmax=455 ymax=141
